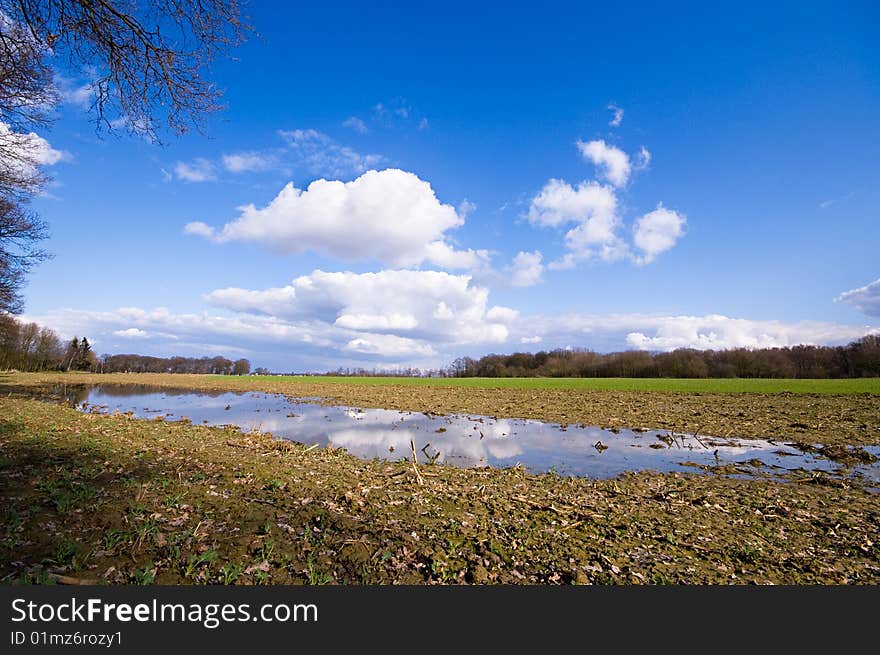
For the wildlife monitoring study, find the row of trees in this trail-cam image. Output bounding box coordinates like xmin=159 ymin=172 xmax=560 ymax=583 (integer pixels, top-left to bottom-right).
xmin=0 ymin=314 xmax=249 ymax=374
xmin=101 ymin=354 xmax=250 ymax=375
xmin=447 ymin=336 xmax=880 ymax=379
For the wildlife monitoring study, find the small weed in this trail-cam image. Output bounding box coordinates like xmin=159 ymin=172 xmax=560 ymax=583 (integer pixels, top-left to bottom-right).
xmin=52 ymin=539 xmax=80 ymax=567
xmin=133 ymin=562 xmax=156 ymax=585
xmin=103 ymin=529 xmax=131 ymax=551
xmin=185 ymin=550 xmax=217 ymax=579
xmin=163 ymin=492 xmax=185 ymax=508
xmin=220 ymin=562 xmax=244 ymax=584
xmin=306 ymin=556 xmax=332 ymax=585
xmin=263 ymin=479 xmax=285 ymax=492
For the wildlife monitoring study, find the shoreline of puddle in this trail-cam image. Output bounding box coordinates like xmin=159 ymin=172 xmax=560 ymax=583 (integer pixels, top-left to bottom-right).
xmin=27 ymin=383 xmax=880 ymax=488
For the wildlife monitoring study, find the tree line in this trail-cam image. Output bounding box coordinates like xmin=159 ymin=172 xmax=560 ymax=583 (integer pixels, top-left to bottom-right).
xmin=447 ymin=336 xmax=880 ymax=379
xmin=101 ymin=354 xmax=250 ymax=376
xmin=0 ymin=314 xmax=249 ymax=374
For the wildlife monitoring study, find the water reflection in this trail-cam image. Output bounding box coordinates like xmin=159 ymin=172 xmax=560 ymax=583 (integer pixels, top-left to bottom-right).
xmin=50 ymin=384 xmax=880 ymax=484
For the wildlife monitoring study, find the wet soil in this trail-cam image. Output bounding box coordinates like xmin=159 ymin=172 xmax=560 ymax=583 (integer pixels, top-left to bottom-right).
xmin=1 ymin=396 xmax=878 ymax=585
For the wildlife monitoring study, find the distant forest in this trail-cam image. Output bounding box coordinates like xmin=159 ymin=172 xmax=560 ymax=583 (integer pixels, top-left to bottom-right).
xmin=2 ymin=313 xmax=878 ymax=378
xmin=0 ymin=315 xmax=249 ymax=375
xmin=446 ymin=336 xmax=880 ymax=379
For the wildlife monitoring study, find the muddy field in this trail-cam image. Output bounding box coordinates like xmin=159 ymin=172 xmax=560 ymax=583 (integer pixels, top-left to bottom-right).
xmin=4 ymin=372 xmax=880 ymax=448
xmin=1 ymin=384 xmax=879 ymax=584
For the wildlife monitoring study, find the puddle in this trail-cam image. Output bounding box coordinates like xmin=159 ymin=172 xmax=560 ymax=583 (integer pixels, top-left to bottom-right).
xmin=44 ymin=384 xmax=880 ymax=484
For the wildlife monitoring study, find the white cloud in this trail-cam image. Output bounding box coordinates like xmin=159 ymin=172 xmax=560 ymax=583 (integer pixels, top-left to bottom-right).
xmin=206 ymin=269 xmax=513 ymax=347
xmin=277 ymin=129 xmax=383 ymax=178
xmin=577 ymin=139 xmax=631 ymax=187
xmin=222 ymin=151 xmax=276 ymax=173
xmin=509 ymin=251 xmax=544 ymax=287
xmin=528 ymin=179 xmax=617 ymax=229
xmin=174 ymin=158 xmax=216 ymax=182
xmin=836 ymin=279 xmax=880 ymax=317
xmin=608 ymin=103 xmax=624 ymax=127
xmin=485 ymin=306 xmax=519 ymax=323
xmin=458 ymin=199 xmax=476 ymax=218
xmin=186 ymin=168 xmax=488 ymax=270
xmin=183 ymin=221 xmax=216 ymax=239
xmin=514 ymin=312 xmax=879 ymax=353
xmin=521 ymin=336 xmax=543 ymax=344
xmin=528 ymin=179 xmax=626 ymax=266
xmin=530 ymin=140 xmax=683 ymax=269
xmin=0 ymin=122 xmax=67 ymax=181
xmin=632 ymin=205 xmax=687 ymax=264
xmin=344 ymin=334 xmax=434 ymax=358
xmin=59 ymin=81 xmax=94 ymax=109
xmin=342 ymin=116 xmax=368 ymax=134
xmin=622 ymin=315 xmax=870 ymax=351
xmin=112 ymin=328 xmax=150 ymax=338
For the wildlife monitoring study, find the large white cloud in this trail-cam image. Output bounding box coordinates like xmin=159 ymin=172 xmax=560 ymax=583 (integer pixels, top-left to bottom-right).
xmin=576 ymin=139 xmax=631 ymax=187
xmin=185 ymin=168 xmax=489 ymax=270
xmin=206 ymin=269 xmax=514 ymax=346
xmin=836 ymin=278 xmax=880 ymax=317
xmin=632 ymin=205 xmax=687 ymax=264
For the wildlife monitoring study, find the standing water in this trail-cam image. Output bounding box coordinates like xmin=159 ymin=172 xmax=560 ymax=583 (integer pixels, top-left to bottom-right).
xmin=50 ymin=384 xmax=880 ymax=485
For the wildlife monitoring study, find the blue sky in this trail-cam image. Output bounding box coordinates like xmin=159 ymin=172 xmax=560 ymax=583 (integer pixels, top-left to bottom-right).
xmin=20 ymin=0 xmax=880 ymax=371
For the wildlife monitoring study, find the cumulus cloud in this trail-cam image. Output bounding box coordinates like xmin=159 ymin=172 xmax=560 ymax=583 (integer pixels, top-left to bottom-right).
xmin=342 ymin=116 xmax=368 ymax=134
xmin=836 ymin=279 xmax=880 ymax=317
xmin=222 ymin=151 xmax=276 ymax=173
xmin=186 ymin=168 xmax=489 ymax=270
xmin=528 ymin=179 xmax=626 ymax=267
xmin=632 ymin=205 xmax=687 ymax=264
xmin=206 ymin=269 xmax=514 ymax=347
xmin=608 ymin=103 xmax=624 ymax=127
xmin=530 ymin=138 xmax=683 ymax=269
xmin=174 ymin=158 xmax=216 ymax=182
xmin=576 ymin=139 xmax=631 ymax=187
xmin=509 ymin=251 xmax=544 ymax=287
xmin=278 ymin=129 xmax=382 ymax=178
xmin=528 ymin=179 xmax=617 ymax=229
